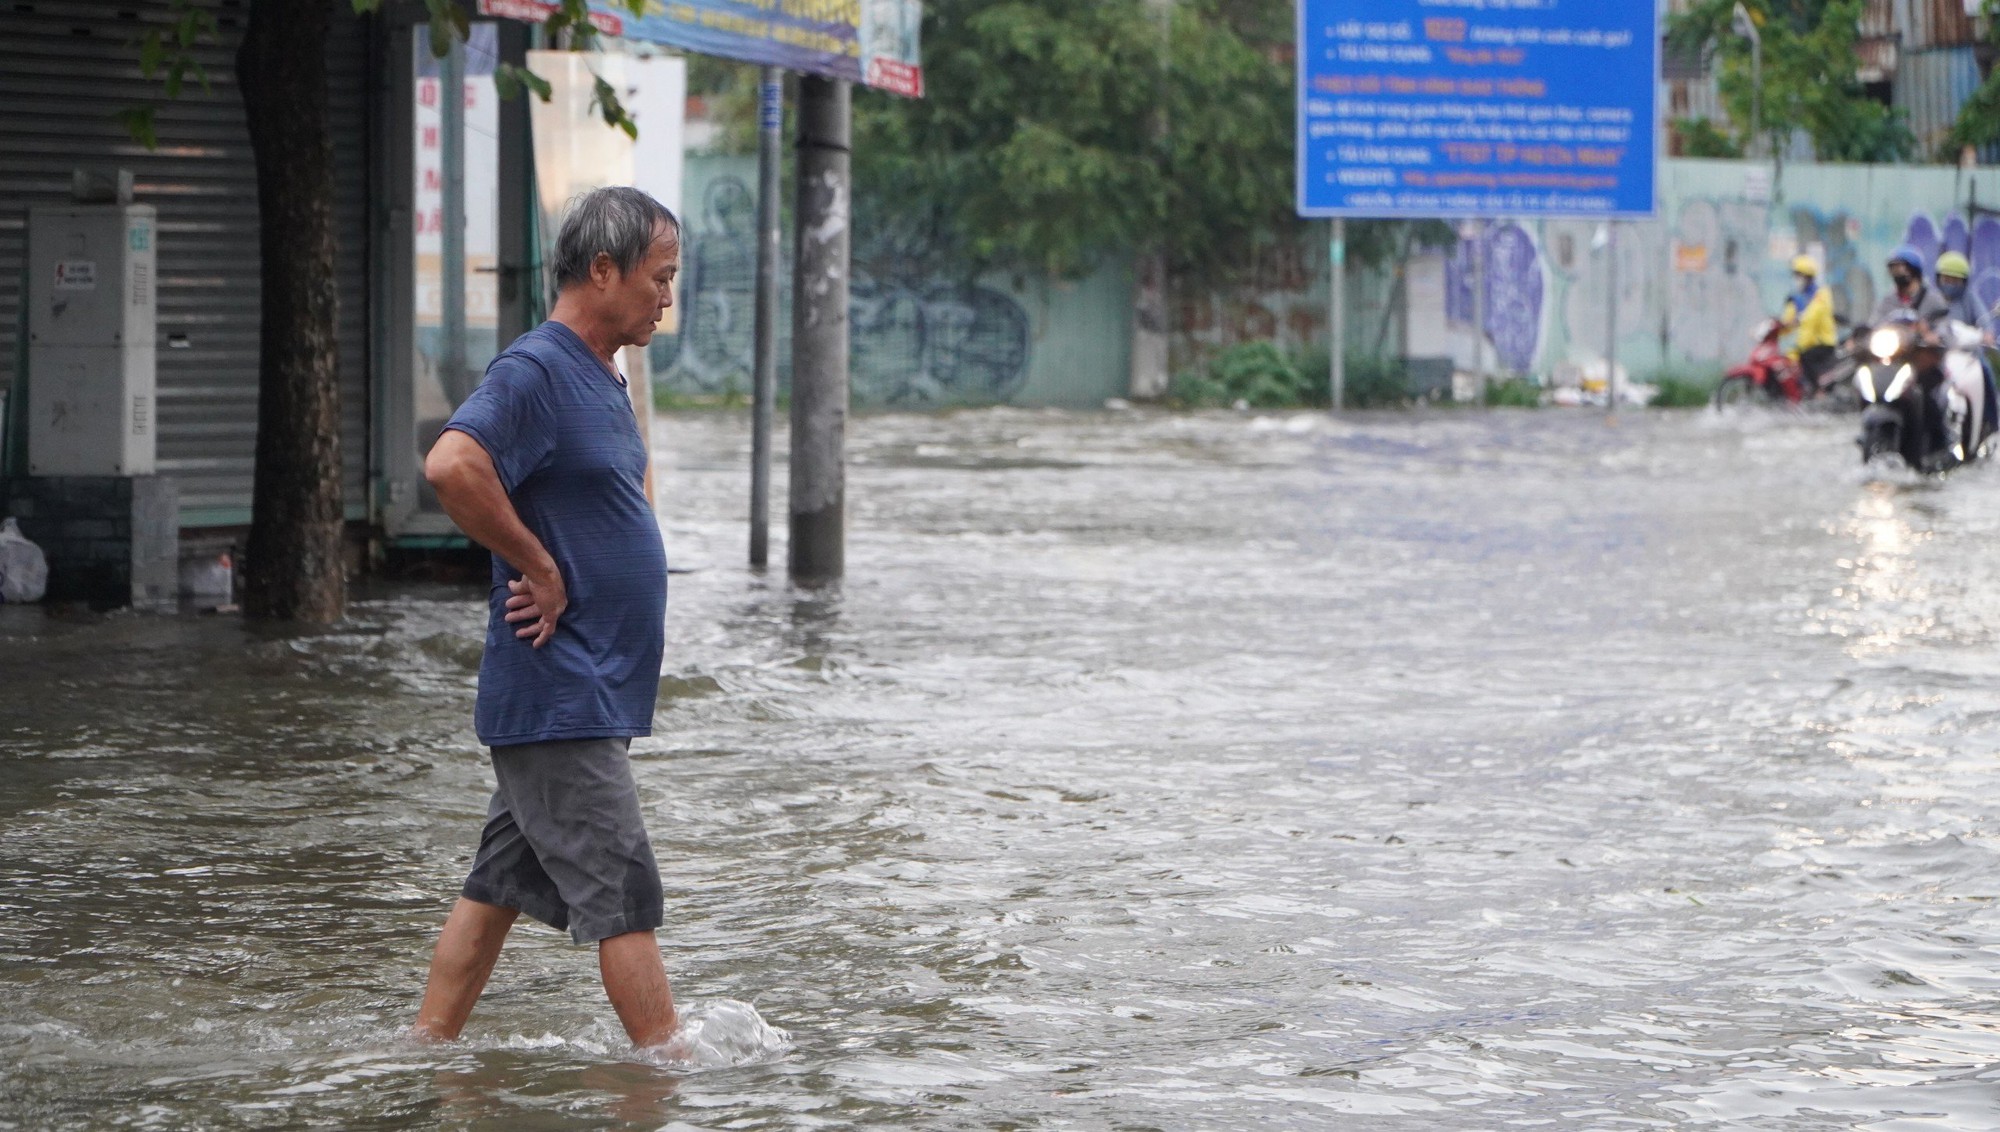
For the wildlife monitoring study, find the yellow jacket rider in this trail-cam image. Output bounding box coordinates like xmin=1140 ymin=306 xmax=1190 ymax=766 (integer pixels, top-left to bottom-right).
xmin=1782 ymin=255 xmax=1838 ymax=392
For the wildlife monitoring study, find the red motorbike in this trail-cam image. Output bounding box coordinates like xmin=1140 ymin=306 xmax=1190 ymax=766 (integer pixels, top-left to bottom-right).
xmin=1713 ymin=318 xmax=1804 ymax=407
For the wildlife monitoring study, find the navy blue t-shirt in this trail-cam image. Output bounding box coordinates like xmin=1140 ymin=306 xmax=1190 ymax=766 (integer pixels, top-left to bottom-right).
xmin=442 ymin=321 xmax=666 ymax=747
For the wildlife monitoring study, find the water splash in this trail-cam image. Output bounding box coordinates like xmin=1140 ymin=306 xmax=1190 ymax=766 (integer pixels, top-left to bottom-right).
xmin=638 ymin=1000 xmax=789 ymax=1073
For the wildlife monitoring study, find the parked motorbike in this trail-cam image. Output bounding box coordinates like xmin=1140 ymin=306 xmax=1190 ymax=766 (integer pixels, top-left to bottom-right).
xmin=1853 ymin=319 xmax=1992 ymax=471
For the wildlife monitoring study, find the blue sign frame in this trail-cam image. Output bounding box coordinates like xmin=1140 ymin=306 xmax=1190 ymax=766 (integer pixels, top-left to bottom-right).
xmin=1296 ymin=0 xmax=1659 ymax=219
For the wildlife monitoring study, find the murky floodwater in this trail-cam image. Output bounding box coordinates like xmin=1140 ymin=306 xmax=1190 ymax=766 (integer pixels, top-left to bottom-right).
xmin=8 ymin=406 xmax=2000 ymax=1129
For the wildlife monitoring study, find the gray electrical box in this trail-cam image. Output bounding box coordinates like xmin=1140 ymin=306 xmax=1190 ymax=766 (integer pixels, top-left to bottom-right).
xmin=26 ymin=204 xmax=158 ymax=476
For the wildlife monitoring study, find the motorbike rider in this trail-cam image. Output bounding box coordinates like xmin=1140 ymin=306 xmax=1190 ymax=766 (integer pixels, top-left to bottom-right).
xmin=1935 ymin=250 xmax=2000 ymax=444
xmin=1872 ymin=245 xmax=1958 ymax=457
xmin=1780 ymin=255 xmax=1838 ymax=396
xmin=1936 ymin=251 xmax=1989 ymax=335
xmin=1872 ymin=244 xmax=1951 ymax=327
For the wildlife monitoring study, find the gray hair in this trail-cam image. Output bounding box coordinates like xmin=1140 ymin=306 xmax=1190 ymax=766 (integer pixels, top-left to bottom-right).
xmin=551 ymin=186 xmax=681 ymax=290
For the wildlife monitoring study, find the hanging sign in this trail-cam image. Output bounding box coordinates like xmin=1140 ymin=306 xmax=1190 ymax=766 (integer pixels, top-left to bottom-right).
xmin=480 ymin=0 xmax=924 ymax=97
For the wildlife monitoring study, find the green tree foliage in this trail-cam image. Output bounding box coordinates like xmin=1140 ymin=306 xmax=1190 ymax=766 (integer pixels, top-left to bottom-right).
xmin=1666 ymin=0 xmax=1911 ymax=162
xmin=1673 ymin=116 xmax=1744 ymax=158
xmin=846 ymin=0 xmax=1446 ymax=284
xmin=1946 ymin=2 xmax=2000 ymax=158
xmin=853 ymin=0 xmax=1170 ymax=279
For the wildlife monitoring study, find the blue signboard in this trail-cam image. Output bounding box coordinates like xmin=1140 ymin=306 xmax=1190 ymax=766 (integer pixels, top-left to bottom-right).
xmin=481 ymin=0 xmax=924 ymax=96
xmin=1296 ymin=0 xmax=1658 ymax=219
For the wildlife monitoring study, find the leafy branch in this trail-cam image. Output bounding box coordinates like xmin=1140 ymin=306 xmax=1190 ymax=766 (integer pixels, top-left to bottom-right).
xmin=120 ymin=0 xmax=653 ymax=149
xmin=118 ymin=0 xmax=219 ymax=149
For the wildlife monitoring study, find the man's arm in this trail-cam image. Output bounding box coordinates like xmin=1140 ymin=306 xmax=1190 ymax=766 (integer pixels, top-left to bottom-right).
xmin=424 ymin=428 xmax=567 ymax=648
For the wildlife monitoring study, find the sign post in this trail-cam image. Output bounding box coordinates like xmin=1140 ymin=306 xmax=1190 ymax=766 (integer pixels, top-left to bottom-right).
xmin=1296 ymin=1 xmax=1659 ymax=399
xmin=1330 ymin=218 xmax=1345 ymax=410
xmin=750 ymin=68 xmax=782 ymax=569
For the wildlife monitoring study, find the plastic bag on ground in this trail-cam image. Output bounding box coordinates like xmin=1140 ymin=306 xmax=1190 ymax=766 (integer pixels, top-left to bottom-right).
xmin=0 ymin=517 xmax=48 ymax=603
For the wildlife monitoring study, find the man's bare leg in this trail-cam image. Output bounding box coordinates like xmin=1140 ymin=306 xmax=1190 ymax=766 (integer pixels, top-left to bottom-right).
xmin=598 ymin=930 xmax=677 ymax=1047
xmin=413 ymin=897 xmax=519 ymax=1040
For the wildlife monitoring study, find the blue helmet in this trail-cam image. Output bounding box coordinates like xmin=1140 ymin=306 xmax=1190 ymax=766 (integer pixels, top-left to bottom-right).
xmin=1888 ymin=244 xmax=1927 ymax=274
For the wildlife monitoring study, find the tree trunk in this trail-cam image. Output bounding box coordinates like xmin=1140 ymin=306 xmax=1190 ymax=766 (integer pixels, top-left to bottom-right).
xmin=236 ymin=0 xmax=345 ymax=623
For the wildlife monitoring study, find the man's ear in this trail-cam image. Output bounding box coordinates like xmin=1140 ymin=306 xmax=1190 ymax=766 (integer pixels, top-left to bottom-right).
xmin=590 ymin=251 xmax=616 ymax=288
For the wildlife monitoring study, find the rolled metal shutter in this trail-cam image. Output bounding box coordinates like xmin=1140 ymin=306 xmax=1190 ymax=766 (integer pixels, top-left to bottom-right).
xmin=0 ymin=0 xmax=373 ymax=527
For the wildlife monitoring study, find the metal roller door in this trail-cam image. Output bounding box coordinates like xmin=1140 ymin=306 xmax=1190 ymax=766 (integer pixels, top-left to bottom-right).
xmin=0 ymin=0 xmax=374 ymax=526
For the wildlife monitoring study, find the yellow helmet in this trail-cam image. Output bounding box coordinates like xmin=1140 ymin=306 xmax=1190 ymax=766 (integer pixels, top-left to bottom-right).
xmin=1938 ymin=251 xmax=1972 ymax=280
xmin=1791 ymin=255 xmax=1819 ymax=277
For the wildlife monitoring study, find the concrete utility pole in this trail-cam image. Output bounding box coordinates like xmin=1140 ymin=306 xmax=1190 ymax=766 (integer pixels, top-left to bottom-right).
xmin=1732 ymin=2 xmax=1762 ymax=157
xmin=750 ymin=67 xmax=782 ymax=569
xmin=789 ymin=75 xmax=850 ymax=582
xmin=1330 ymin=219 xmax=1345 ymax=410
xmin=1605 ymin=222 xmax=1620 ymax=413
xmin=1128 ymin=0 xmax=1174 ymax=401
xmin=1471 ymin=220 xmax=1487 ymax=404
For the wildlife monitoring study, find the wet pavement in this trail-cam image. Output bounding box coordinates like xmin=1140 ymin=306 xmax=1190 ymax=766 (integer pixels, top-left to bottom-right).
xmin=7 ymin=406 xmax=2000 ymax=1129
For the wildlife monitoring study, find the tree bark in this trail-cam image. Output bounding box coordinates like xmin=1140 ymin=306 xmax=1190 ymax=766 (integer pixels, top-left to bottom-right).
xmin=236 ymin=0 xmax=345 ymax=623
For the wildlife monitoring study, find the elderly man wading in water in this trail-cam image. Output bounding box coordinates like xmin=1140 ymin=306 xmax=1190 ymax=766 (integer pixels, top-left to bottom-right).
xmin=412 ymin=187 xmax=680 ymax=1049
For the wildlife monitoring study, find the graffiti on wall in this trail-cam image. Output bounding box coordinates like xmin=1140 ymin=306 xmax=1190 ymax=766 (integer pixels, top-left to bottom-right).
xmin=1663 ymin=198 xmax=1767 ymax=364
xmin=1898 ymin=212 xmax=2000 ymax=327
xmin=1444 ymin=222 xmax=1546 ymax=373
xmin=1785 ymin=206 xmax=1874 ymax=330
xmin=652 ymin=175 xmax=1032 ymax=405
xmin=1418 ymin=196 xmax=1986 ymax=376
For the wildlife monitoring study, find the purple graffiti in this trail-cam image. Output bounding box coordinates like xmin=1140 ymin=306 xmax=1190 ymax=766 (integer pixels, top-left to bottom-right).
xmin=1971 ymin=217 xmax=2000 ymax=324
xmin=1972 ymin=217 xmax=2000 ymax=268
xmin=1905 ymin=215 xmax=1942 ymax=276
xmin=1943 ymin=215 xmax=1971 ymax=257
xmin=1444 ymin=222 xmax=1545 ymax=372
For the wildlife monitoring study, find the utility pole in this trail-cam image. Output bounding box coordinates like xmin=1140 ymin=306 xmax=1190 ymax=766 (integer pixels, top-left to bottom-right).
xmin=1732 ymin=1 xmax=1761 ymax=156
xmin=1470 ymin=220 xmax=1487 ymax=404
xmin=750 ymin=67 xmax=782 ymax=569
xmin=1330 ymin=219 xmax=1345 ymax=410
xmin=1605 ymin=222 xmax=1620 ymax=413
xmin=1128 ymin=0 xmax=1174 ymax=401
xmin=789 ymin=75 xmax=850 ymax=582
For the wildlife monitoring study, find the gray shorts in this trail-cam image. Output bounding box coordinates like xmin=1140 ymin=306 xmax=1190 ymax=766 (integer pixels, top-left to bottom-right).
xmin=461 ymin=737 xmax=664 ymax=944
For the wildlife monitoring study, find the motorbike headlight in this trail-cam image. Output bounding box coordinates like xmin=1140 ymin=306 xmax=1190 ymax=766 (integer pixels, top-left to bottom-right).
xmin=1855 ymin=368 xmax=1877 ymax=403
xmin=1870 ymin=327 xmax=1903 ymax=360
xmin=1883 ymin=363 xmax=1915 ymax=402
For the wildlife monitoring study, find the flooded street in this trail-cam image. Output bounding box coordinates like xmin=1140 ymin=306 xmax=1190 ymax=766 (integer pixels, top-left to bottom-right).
xmin=10 ymin=406 xmax=2000 ymax=1129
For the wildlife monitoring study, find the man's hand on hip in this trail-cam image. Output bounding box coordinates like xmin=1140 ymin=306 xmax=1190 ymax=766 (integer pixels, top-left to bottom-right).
xmin=504 ymin=571 xmax=568 ymax=648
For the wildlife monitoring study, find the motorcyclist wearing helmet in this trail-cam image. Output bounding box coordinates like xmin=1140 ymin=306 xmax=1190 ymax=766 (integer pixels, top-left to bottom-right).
xmin=1781 ymin=255 xmax=1838 ymax=393
xmin=1872 ymin=244 xmax=1950 ymax=327
xmin=1935 ymin=250 xmax=2000 ymax=443
xmin=1936 ymin=252 xmax=1989 ymax=336
xmin=1873 ymin=245 xmax=1961 ymax=457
